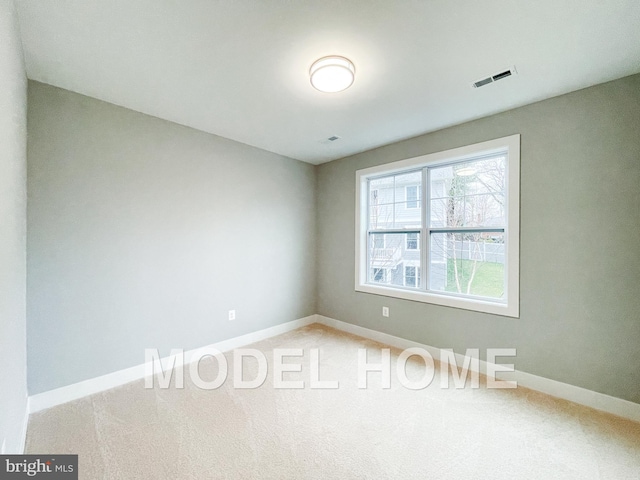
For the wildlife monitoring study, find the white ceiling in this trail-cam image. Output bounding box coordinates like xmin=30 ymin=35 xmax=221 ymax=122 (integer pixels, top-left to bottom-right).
xmin=14 ymin=0 xmax=640 ymax=164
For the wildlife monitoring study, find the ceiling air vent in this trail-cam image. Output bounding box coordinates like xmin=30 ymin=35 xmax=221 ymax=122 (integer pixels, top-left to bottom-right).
xmin=319 ymin=135 xmax=342 ymax=145
xmin=472 ymin=66 xmax=517 ymax=88
xmin=473 ymin=77 xmax=494 ymax=88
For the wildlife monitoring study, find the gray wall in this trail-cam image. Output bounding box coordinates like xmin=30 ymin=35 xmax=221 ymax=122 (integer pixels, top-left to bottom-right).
xmin=0 ymin=0 xmax=28 ymax=453
xmin=317 ymin=74 xmax=640 ymax=404
xmin=27 ymin=82 xmax=316 ymax=395
xmin=23 ymin=71 xmax=640 ymax=405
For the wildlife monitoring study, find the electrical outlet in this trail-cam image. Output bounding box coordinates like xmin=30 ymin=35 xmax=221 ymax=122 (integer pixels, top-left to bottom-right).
xmin=382 ymin=306 xmax=389 ymax=317
xmin=228 ymin=310 xmax=236 ymax=321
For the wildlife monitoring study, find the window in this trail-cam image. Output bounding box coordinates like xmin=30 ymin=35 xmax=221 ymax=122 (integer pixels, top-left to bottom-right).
xmin=355 ymin=135 xmax=520 ymax=317
xmin=406 ymin=232 xmax=419 ymax=250
xmin=372 ymin=267 xmax=387 ymax=283
xmin=404 ymin=266 xmax=420 ymax=287
xmin=405 ymin=185 xmax=419 ymax=209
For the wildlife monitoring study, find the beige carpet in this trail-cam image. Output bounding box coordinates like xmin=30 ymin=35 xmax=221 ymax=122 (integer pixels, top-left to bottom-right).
xmin=26 ymin=324 xmax=640 ymax=479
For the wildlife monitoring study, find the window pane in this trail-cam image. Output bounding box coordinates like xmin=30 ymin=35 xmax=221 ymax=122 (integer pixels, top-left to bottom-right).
xmin=394 ymin=172 xmax=421 ymax=228
xmin=463 ymin=192 xmax=505 ymax=228
xmin=369 ymin=172 xmax=421 ymax=230
xmin=369 ymin=176 xmax=394 ymax=230
xmin=372 ymin=233 xmax=385 ymax=249
xmin=429 ymin=232 xmax=505 ymax=299
xmin=429 ymin=156 xmax=505 ymax=228
xmin=369 ymin=233 xmax=420 ymax=287
xmin=369 ymin=203 xmax=393 ymax=230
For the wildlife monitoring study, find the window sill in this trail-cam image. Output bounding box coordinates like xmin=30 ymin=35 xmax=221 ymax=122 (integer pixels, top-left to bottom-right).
xmin=355 ymin=283 xmax=519 ymax=318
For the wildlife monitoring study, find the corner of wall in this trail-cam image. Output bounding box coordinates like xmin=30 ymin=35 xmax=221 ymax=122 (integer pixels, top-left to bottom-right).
xmin=0 ymin=0 xmax=29 ymax=455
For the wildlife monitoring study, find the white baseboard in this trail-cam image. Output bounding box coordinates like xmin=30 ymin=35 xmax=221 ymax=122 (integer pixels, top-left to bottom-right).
xmin=314 ymin=315 xmax=640 ymax=423
xmin=27 ymin=313 xmax=640 ymax=424
xmin=28 ymin=315 xmax=316 ymax=414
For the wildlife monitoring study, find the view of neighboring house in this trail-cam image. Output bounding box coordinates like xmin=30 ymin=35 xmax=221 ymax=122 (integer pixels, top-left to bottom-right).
xmin=368 ymin=155 xmax=506 ymax=299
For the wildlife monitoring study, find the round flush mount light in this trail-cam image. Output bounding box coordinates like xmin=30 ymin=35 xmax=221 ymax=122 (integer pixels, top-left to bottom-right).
xmin=309 ymin=56 xmax=355 ymax=93
xmin=456 ymin=166 xmax=478 ymax=177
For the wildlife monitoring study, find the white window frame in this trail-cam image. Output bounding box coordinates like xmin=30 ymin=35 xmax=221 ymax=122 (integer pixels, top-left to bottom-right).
xmin=355 ymin=134 xmax=520 ymax=318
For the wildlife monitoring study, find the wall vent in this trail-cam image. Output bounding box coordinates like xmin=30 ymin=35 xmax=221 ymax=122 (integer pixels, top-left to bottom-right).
xmin=473 ymin=66 xmax=517 ymax=88
xmin=319 ymin=135 xmax=342 ymax=145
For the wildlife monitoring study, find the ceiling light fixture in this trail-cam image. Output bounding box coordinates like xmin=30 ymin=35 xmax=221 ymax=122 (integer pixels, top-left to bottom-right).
xmin=309 ymin=56 xmax=355 ymax=93
xmin=456 ymin=166 xmax=477 ymax=177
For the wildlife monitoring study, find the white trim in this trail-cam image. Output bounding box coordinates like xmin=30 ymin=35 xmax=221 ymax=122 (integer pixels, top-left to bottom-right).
xmin=19 ymin=397 xmax=29 ymax=453
xmin=28 ymin=316 xmax=316 ymax=413
xmin=25 ymin=314 xmax=640 ymax=424
xmin=355 ymin=134 xmax=520 ymax=318
xmin=2 ymin=395 xmax=29 ymax=454
xmin=314 ymin=315 xmax=640 ymax=423
xmin=355 ymin=283 xmax=514 ymax=317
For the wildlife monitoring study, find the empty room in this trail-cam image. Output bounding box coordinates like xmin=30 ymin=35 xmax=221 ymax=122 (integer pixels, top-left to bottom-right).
xmin=1 ymin=1 xmax=640 ymax=478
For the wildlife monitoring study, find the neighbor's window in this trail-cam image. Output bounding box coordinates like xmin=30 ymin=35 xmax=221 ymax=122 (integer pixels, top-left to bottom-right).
xmin=406 ymin=232 xmax=419 ymax=250
xmin=404 ymin=266 xmax=420 ymax=288
xmin=405 ymin=185 xmax=419 ymax=209
xmin=372 ymin=268 xmax=387 ymax=283
xmin=355 ymin=135 xmax=520 ymax=317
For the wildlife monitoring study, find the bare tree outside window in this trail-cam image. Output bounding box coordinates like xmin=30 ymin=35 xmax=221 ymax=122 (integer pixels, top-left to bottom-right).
xmin=429 ymin=157 xmax=506 ymax=298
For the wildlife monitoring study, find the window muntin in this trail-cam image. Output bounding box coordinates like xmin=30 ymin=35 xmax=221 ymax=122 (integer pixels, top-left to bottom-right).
xmin=355 ymin=135 xmax=519 ymax=317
